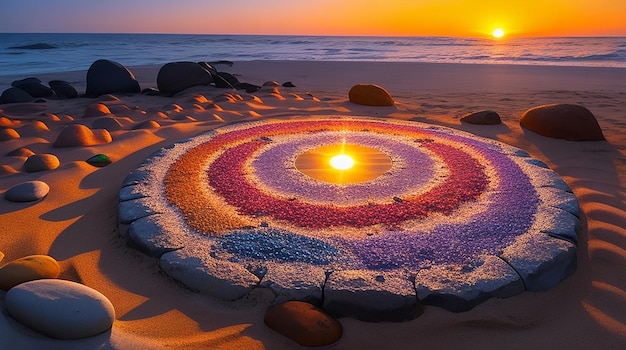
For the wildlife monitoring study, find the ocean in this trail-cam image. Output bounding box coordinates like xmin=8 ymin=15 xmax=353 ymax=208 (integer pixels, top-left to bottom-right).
xmin=1 ymin=33 xmax=625 ymax=77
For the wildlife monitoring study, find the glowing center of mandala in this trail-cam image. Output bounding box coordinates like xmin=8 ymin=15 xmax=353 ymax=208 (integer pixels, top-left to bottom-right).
xmin=329 ymin=154 xmax=355 ymax=170
xmin=295 ymin=143 xmax=393 ymax=184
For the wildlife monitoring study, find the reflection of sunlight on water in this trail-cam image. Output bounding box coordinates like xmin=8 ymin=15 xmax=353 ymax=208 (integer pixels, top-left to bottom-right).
xmin=295 ymin=143 xmax=392 ymax=185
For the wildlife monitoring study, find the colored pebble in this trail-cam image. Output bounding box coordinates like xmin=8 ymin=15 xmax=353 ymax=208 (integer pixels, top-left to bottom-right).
xmin=264 ymin=301 xmax=342 ymax=347
xmin=0 ymin=254 xmax=60 ymax=290
xmin=4 ymin=180 xmax=50 ymax=202
xmin=86 ymin=154 xmax=112 ymax=167
xmin=5 ymin=279 xmax=115 ymax=339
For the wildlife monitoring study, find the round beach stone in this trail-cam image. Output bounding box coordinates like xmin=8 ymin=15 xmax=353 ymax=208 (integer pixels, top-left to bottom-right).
xmin=7 ymin=147 xmax=35 ymax=157
xmin=92 ymin=116 xmax=124 ymax=131
xmin=4 ymin=180 xmax=50 ymax=202
xmin=520 ymin=103 xmax=605 ymax=141
xmin=157 ymin=62 xmax=213 ymax=95
xmin=264 ymin=301 xmax=342 ymax=347
xmin=348 ymin=84 xmax=395 ymax=106
xmin=133 ymin=120 xmax=160 ymax=129
xmin=5 ymin=279 xmax=115 ymax=339
xmin=48 ymin=80 xmax=78 ymax=99
xmin=0 ymin=87 xmax=34 ymax=104
xmin=84 ymin=103 xmax=112 ymax=118
xmin=0 ymin=164 xmax=18 ymax=175
xmin=53 ymin=124 xmax=112 ymax=147
xmin=0 ymin=128 xmax=20 ymax=141
xmin=11 ymin=77 xmax=54 ymax=98
xmin=23 ymin=153 xmax=60 ymax=172
xmin=85 ymin=59 xmax=140 ymax=97
xmin=86 ymin=153 xmax=112 ymax=167
xmin=461 ymin=110 xmax=502 ymax=125
xmin=0 ymin=255 xmax=60 ymax=290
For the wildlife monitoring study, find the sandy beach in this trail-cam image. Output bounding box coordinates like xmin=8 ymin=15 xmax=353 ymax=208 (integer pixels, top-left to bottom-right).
xmin=1 ymin=60 xmax=626 ymax=349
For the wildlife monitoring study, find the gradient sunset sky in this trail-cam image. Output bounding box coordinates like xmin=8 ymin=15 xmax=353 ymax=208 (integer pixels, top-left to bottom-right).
xmin=1 ymin=0 xmax=625 ymax=37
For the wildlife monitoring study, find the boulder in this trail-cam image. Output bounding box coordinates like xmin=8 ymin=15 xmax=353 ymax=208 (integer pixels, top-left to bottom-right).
xmin=461 ymin=110 xmax=501 ymax=125
xmin=11 ymin=77 xmax=54 ymax=98
xmin=264 ymin=301 xmax=342 ymax=347
xmin=5 ymin=279 xmax=115 ymax=339
xmin=0 ymin=255 xmax=60 ymax=290
xmin=157 ymin=62 xmax=213 ymax=95
xmin=48 ymin=80 xmax=78 ymax=99
xmin=4 ymin=181 xmax=50 ymax=202
xmin=348 ymin=84 xmax=395 ymax=106
xmin=0 ymin=87 xmax=34 ymax=104
xmin=520 ymin=104 xmax=605 ymax=141
xmin=53 ymin=124 xmax=112 ymax=147
xmin=85 ymin=59 xmax=140 ymax=97
xmin=23 ymin=153 xmax=60 ymax=172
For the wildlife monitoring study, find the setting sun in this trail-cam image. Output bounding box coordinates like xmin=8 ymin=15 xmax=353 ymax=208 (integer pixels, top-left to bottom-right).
xmin=492 ymin=28 xmax=505 ymax=38
xmin=329 ymin=154 xmax=355 ymax=171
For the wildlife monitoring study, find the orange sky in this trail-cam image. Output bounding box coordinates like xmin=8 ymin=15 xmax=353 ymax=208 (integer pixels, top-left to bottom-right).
xmin=1 ymin=0 xmax=625 ymax=37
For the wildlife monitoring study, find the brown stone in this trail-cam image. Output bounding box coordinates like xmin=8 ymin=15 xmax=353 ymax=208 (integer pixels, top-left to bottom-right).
xmin=23 ymin=154 xmax=60 ymax=172
xmin=520 ymin=104 xmax=605 ymax=141
xmin=133 ymin=120 xmax=161 ymax=130
xmin=0 ymin=128 xmax=20 ymax=141
xmin=84 ymin=103 xmax=112 ymax=118
xmin=348 ymin=84 xmax=395 ymax=106
xmin=461 ymin=110 xmax=501 ymax=125
xmin=264 ymin=301 xmax=342 ymax=347
xmin=0 ymin=255 xmax=60 ymax=291
xmin=53 ymin=124 xmax=112 ymax=147
xmin=7 ymin=147 xmax=35 ymax=157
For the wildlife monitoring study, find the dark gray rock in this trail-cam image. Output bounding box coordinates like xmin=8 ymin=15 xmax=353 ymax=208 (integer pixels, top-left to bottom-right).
xmin=157 ymin=62 xmax=213 ymax=95
xmin=5 ymin=181 xmax=50 ymax=202
xmin=85 ymin=59 xmax=140 ymax=97
xmin=461 ymin=110 xmax=501 ymax=125
xmin=48 ymin=80 xmax=78 ymax=99
xmin=11 ymin=78 xmax=54 ymax=98
xmin=0 ymin=87 xmax=34 ymax=104
xmin=323 ymin=270 xmax=421 ymax=322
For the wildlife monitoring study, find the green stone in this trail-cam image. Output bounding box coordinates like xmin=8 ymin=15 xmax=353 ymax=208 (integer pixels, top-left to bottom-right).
xmin=86 ymin=154 xmax=112 ymax=167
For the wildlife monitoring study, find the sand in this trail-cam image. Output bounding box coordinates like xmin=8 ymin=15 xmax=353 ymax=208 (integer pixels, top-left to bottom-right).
xmin=1 ymin=61 xmax=625 ymax=349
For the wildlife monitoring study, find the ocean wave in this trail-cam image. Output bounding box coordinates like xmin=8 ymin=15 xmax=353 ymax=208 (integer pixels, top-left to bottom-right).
xmin=8 ymin=43 xmax=57 ymax=50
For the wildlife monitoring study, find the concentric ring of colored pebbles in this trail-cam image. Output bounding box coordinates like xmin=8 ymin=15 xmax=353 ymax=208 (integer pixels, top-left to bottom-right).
xmin=119 ymin=116 xmax=579 ymax=317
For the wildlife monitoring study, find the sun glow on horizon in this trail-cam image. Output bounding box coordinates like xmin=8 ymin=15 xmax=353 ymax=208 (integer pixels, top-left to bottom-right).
xmin=492 ymin=28 xmax=505 ymax=38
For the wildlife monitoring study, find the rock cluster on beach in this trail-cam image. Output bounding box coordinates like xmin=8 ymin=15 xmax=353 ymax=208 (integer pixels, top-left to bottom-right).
xmin=0 ymin=254 xmax=115 ymax=339
xmin=0 ymin=57 xmax=612 ymax=346
xmin=0 ymin=77 xmax=77 ymax=104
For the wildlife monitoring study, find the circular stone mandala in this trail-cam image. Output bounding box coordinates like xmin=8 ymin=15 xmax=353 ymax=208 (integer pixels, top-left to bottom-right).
xmin=119 ymin=116 xmax=579 ymax=319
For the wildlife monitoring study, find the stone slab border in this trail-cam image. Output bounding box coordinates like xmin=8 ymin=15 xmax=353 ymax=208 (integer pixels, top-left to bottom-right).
xmin=118 ymin=116 xmax=579 ymax=320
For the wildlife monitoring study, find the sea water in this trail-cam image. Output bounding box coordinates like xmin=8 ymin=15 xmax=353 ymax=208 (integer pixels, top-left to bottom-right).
xmin=1 ymin=33 xmax=625 ymax=76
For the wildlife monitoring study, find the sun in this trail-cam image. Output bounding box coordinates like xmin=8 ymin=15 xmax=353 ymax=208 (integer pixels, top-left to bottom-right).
xmin=329 ymin=154 xmax=355 ymax=171
xmin=492 ymin=28 xmax=505 ymax=39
